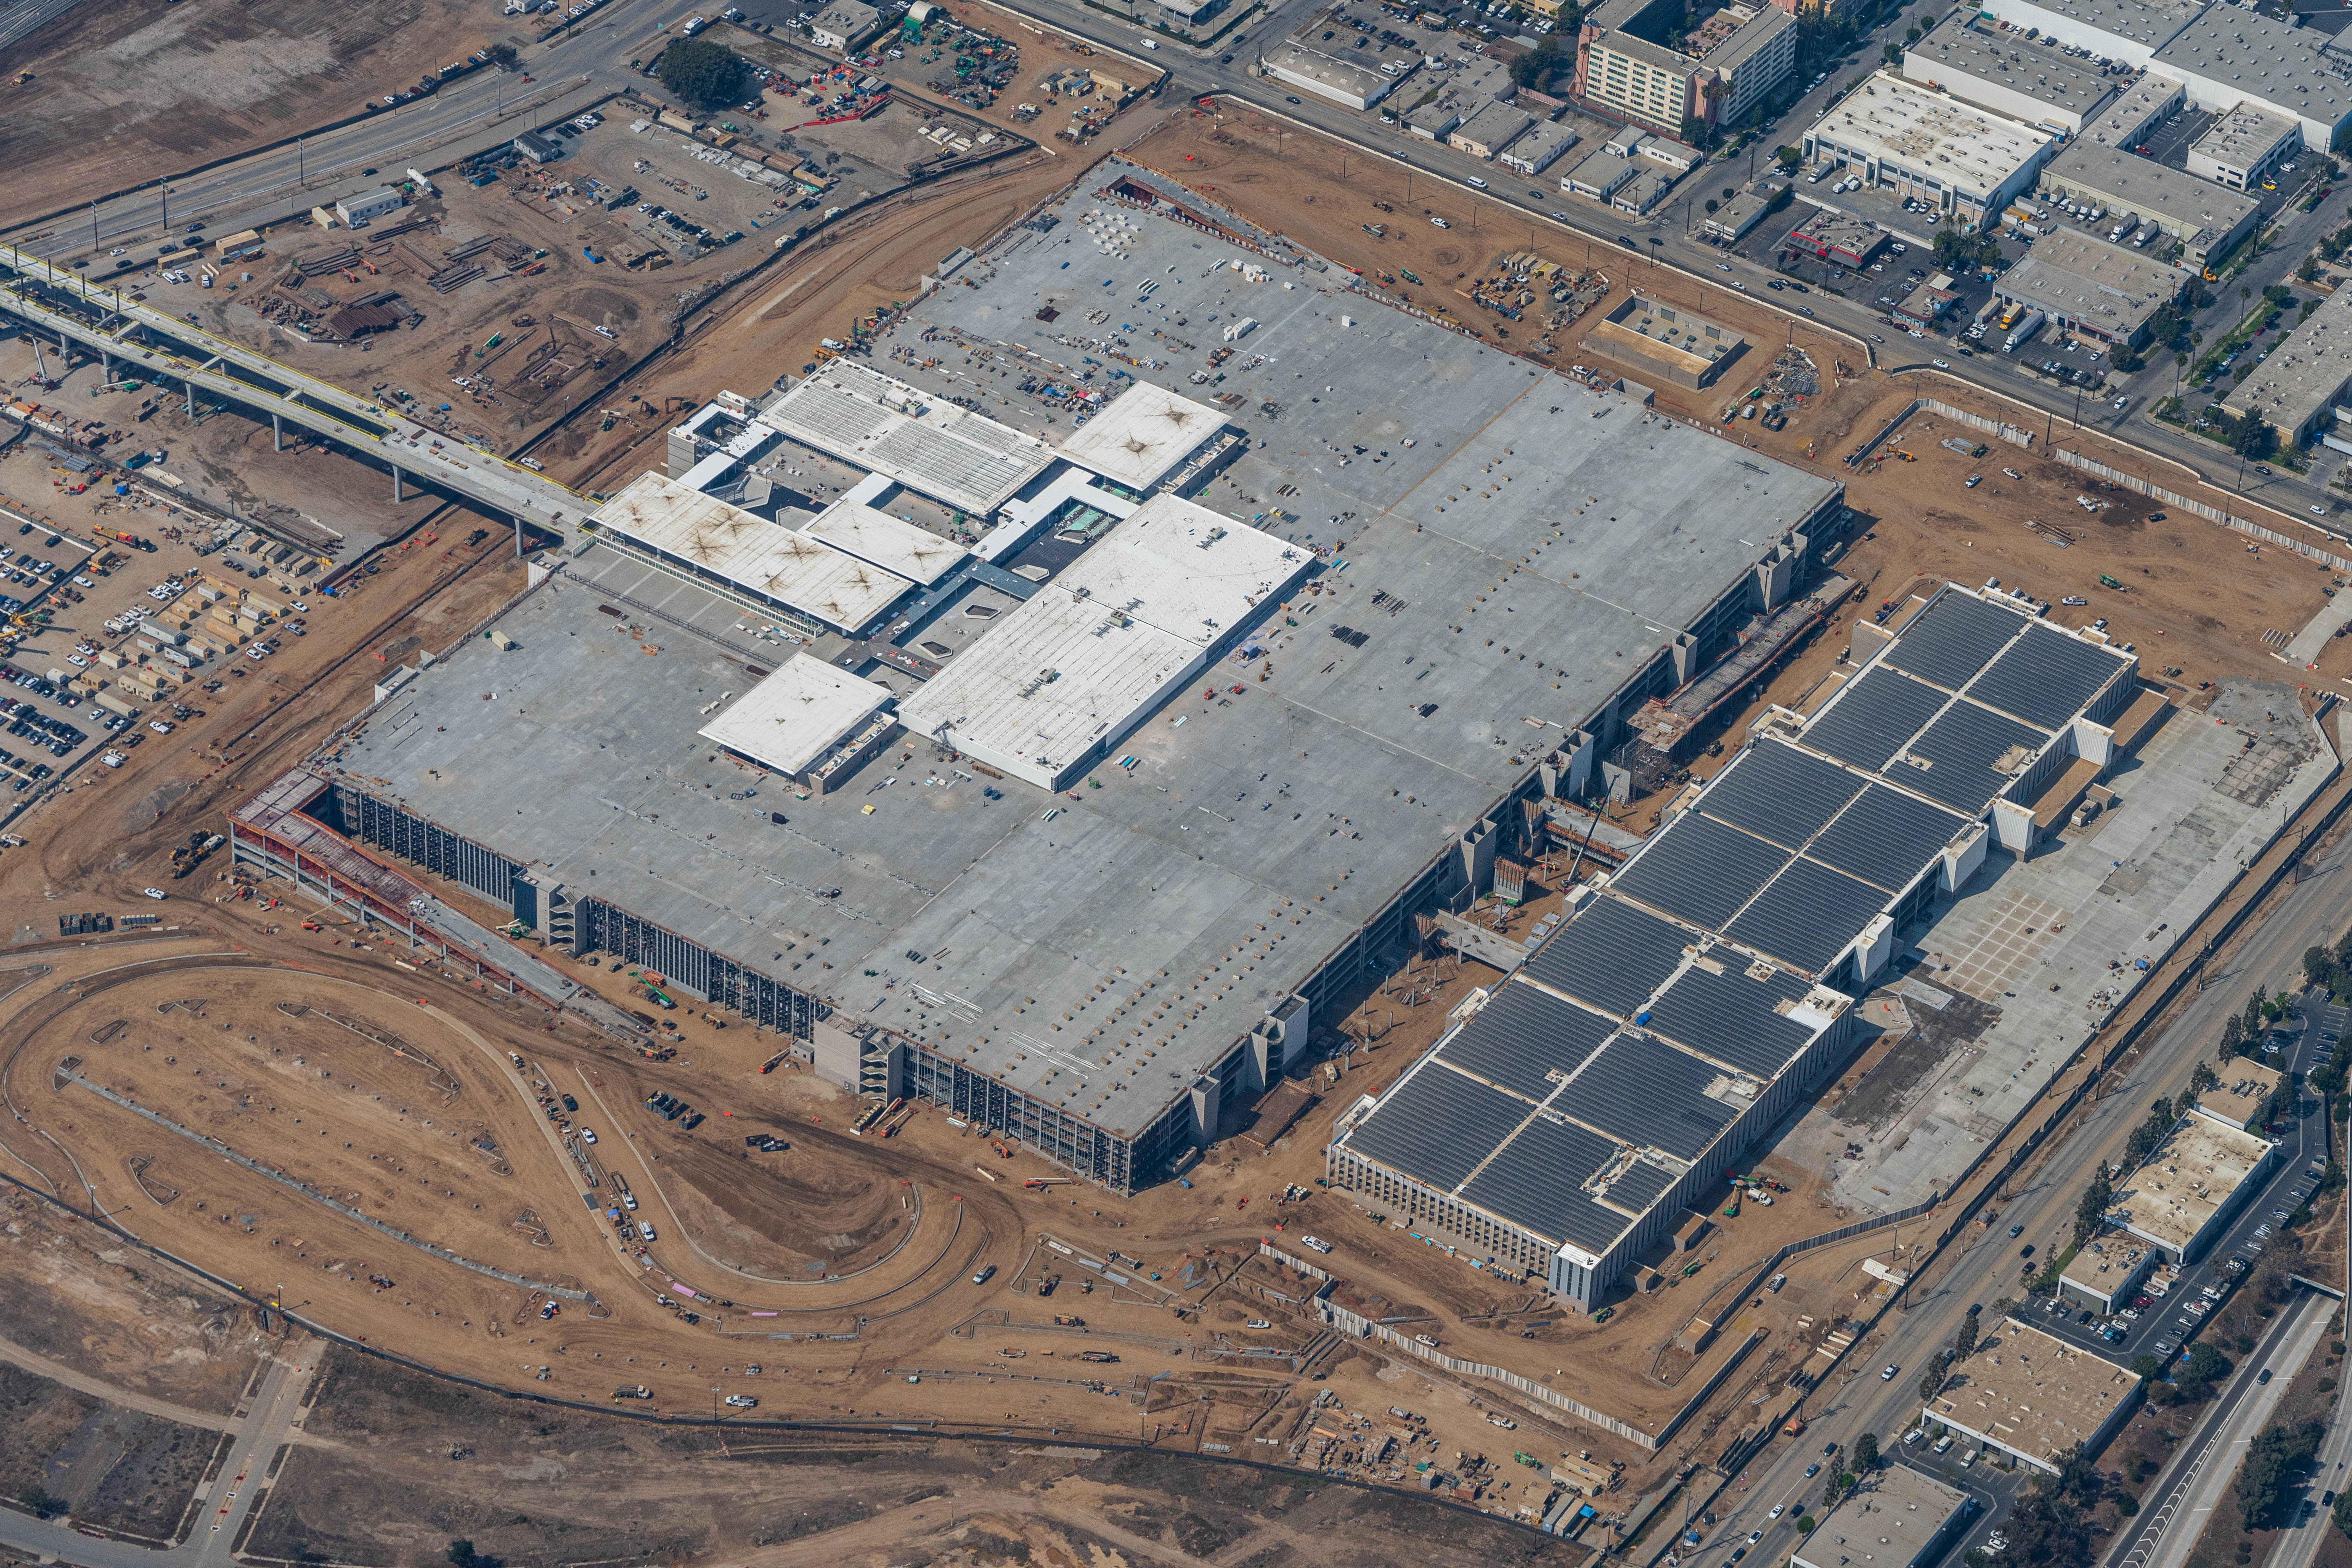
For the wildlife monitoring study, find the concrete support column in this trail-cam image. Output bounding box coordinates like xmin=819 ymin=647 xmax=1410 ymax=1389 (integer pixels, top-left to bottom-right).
xmin=273 ymin=413 xmax=281 ymax=452
xmin=185 ymin=379 xmax=194 ymax=416
xmin=101 ymin=351 xmax=110 ymax=381
xmin=393 ymin=466 xmax=403 ymax=503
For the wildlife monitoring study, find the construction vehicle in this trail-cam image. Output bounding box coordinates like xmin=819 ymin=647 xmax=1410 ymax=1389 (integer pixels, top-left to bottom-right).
xmin=2099 ymin=573 xmax=2126 ymax=591
xmin=1053 ymin=1314 xmax=1085 ymax=1327
xmin=1077 ymin=1350 xmax=1118 ymax=1363
xmin=1884 ymin=448 xmax=1916 ymax=462
xmin=613 ymin=1385 xmax=652 ymax=1399
xmin=1037 ymin=1273 xmax=1060 ymax=1296
xmin=1023 ymin=1177 xmax=1072 ymax=1189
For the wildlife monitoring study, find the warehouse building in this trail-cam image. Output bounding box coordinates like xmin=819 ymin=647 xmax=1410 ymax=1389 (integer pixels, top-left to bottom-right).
xmin=1266 ymin=12 xmax=1417 ymax=110
xmin=334 ymin=187 xmax=405 ymax=227
xmin=1786 ymin=206 xmax=1888 ymax=268
xmin=2058 ymin=1231 xmax=2156 ymax=1313
xmin=2038 ymin=141 xmax=2262 ymax=264
xmin=2187 ymin=102 xmax=2302 ymax=190
xmin=1989 ymin=224 xmax=2186 ymax=348
xmin=808 ymin=0 xmax=884 ymax=52
xmin=1791 ymin=1467 xmax=1976 ymax=1568
xmin=1902 ymin=12 xmax=2118 ymax=133
xmin=1329 ymin=585 xmax=2139 ymax=1307
xmin=1802 ymin=75 xmax=2056 ymax=225
xmin=1449 ymin=100 xmax=1536 ymax=159
xmin=1974 ymin=0 xmax=2204 ymax=69
xmin=2151 ymin=8 xmax=2352 ymax=154
xmin=2116 ymin=1113 xmax=2277 ymax=1262
xmin=257 ymin=160 xmax=1854 ymax=1198
xmin=1500 ymin=120 xmax=1584 ymax=175
xmin=2085 ymin=74 xmax=2186 ymax=149
xmin=2222 ymin=285 xmax=2352 ymax=447
xmin=1574 ymin=0 xmax=1798 ymax=137
xmin=2194 ymin=1059 xmax=2285 ymax=1132
xmin=1922 ymin=1319 xmax=2142 ymax=1470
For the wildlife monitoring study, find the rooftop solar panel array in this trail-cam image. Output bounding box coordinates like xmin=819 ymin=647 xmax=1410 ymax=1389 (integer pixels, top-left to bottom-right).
xmin=1726 ymin=856 xmax=1892 ymax=975
xmin=1436 ymin=983 xmax=1616 ymax=1104
xmin=1885 ymin=589 xmax=2029 ymax=689
xmin=1557 ymin=1030 xmax=1738 ymax=1160
xmin=1611 ymin=813 xmax=1790 ymax=932
xmin=1892 ymin=700 xmax=2048 ymax=813
xmin=1808 ymin=783 xmax=1969 ymax=891
xmin=1463 ymin=1121 xmax=1636 ymax=1254
xmin=1520 ymin=895 xmax=1691 ymax=1016
xmin=1644 ymin=963 xmax=1818 ymax=1079
xmin=1697 ymin=739 xmax=1865 ymax=852
xmin=1600 ymin=1158 xmax=1678 ymax=1213
xmin=1969 ymin=622 xmax=2129 ymax=729
xmin=1803 ymin=667 xmax=1950 ymax=771
xmin=1344 ymin=1063 xmax=1532 ymax=1193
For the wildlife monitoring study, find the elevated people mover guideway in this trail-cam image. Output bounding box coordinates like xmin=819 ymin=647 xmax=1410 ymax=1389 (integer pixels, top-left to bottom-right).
xmin=0 ymin=243 xmax=587 ymax=540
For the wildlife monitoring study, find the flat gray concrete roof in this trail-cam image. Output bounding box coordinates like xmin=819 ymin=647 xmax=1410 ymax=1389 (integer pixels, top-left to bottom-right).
xmin=328 ymin=158 xmax=1842 ymax=1143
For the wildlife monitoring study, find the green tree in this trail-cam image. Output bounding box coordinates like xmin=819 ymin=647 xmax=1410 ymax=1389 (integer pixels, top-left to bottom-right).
xmin=656 ymin=37 xmax=749 ymax=111
xmin=2246 ymin=987 xmax=2269 ymax=1038
xmin=1777 ymin=145 xmax=1802 ymax=171
xmin=1954 ymin=1302 xmax=1981 ymax=1361
xmin=1920 ymin=1350 xmax=1953 ymax=1404
xmin=446 ymin=1544 xmax=502 ymax=1568
xmin=2333 ymin=1485 xmax=2352 ymax=1538
xmin=1797 ymin=1516 xmax=1818 ymax=1533
xmin=2307 ymin=946 xmax=2333 ymax=989
xmin=2073 ymin=1170 xmax=2112 ymax=1245
xmin=2177 ymin=1341 xmax=2234 ymax=1401
xmin=2132 ymin=1353 xmax=2166 ymax=1380
xmin=1855 ymin=1431 xmax=1880 ymax=1471
xmin=486 ymin=41 xmax=519 ymax=70
xmin=2236 ymin=1421 xmax=2325 ymax=1530
xmin=16 ymin=1486 xmax=54 ymax=1519
xmin=2192 ymin=1060 xmax=2220 ymax=1093
xmin=1510 ymin=35 xmax=1564 ymax=90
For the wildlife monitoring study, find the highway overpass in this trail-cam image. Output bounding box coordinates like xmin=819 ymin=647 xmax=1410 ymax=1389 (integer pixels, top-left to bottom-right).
xmin=0 ymin=242 xmax=588 ymax=543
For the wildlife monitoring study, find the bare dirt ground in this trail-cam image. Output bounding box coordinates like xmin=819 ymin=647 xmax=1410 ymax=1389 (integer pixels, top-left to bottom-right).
xmin=247 ymin=1346 xmax=1568 ymax=1568
xmin=0 ymin=0 xmax=523 ymax=229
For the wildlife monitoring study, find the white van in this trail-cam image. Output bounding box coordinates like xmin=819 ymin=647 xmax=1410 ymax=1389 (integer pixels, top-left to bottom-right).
xmin=637 ymin=1220 xmax=656 ymax=1242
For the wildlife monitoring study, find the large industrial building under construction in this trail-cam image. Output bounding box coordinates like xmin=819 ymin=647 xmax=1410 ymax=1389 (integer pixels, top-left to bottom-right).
xmin=236 ymin=160 xmax=1858 ymax=1197
xmin=1328 ymin=584 xmax=2139 ymax=1308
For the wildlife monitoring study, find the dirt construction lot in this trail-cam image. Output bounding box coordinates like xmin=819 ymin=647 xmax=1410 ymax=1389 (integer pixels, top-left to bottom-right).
xmin=0 ymin=0 xmax=520 ymax=230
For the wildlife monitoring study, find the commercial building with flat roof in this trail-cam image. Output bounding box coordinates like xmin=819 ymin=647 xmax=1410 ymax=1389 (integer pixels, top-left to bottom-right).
xmin=1792 ymin=1466 xmax=1976 ymax=1568
xmin=1330 ymin=585 xmax=2138 ymax=1308
xmin=2038 ymin=141 xmax=2263 ymax=263
xmin=1584 ymin=292 xmax=1749 ymax=388
xmin=2187 ymin=102 xmax=2302 ymax=189
xmin=1803 ymin=74 xmax=2056 ymax=224
xmin=2152 ymin=8 xmax=2352 ymax=153
xmin=2222 ymin=284 xmax=2352 ymax=446
xmin=1903 ymin=13 xmax=2119 ymax=133
xmin=757 ymin=362 xmax=1058 ymax=518
xmin=2086 ymin=73 xmax=2187 ymax=149
xmin=1500 ymin=119 xmax=1583 ymax=175
xmin=284 ymin=157 xmax=1853 ymax=1200
xmin=1703 ymin=181 xmax=1787 ymax=242
xmin=807 ymin=0 xmax=884 ymax=51
xmin=2195 ymin=1059 xmax=2286 ymax=1132
xmin=2058 ymin=1230 xmax=2157 ymax=1312
xmin=2116 ymin=1114 xmax=2277 ymax=1261
xmin=1575 ymin=0 xmax=1798 ymax=137
xmin=1924 ymin=1320 xmax=2142 ymax=1470
xmin=1563 ymin=149 xmax=1640 ymax=200
xmin=1989 ymin=224 xmax=2186 ymax=347
xmin=1266 ymin=11 xmax=1418 ymax=110
xmin=1974 ymin=0 xmax=2203 ymax=69
xmin=1450 ymin=100 xmax=1536 ymax=158
xmin=1787 ymin=205 xmax=1889 ymax=267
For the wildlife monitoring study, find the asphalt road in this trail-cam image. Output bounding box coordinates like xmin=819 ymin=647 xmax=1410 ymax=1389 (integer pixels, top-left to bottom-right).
xmin=1667 ymin=805 xmax=2352 ymax=1568
xmin=0 ymin=1338 xmax=320 ymax=1568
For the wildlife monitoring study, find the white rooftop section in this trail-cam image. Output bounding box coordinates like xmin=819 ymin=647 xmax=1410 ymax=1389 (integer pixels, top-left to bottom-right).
xmin=897 ymin=494 xmax=1311 ymax=790
xmin=593 ymin=471 xmax=914 ymax=632
xmin=1811 ymin=74 xmax=2055 ymax=203
xmin=699 ymin=656 xmax=896 ymax=776
xmin=1057 ymin=382 xmax=1230 ymax=493
xmin=758 ymin=361 xmax=1058 ymax=518
xmin=1976 ymin=0 xmax=2203 ymax=65
xmin=2153 ymin=7 xmax=2352 ymax=144
xmin=803 ymin=497 xmax=970 ymax=585
xmin=2086 ymin=73 xmax=2186 ymax=146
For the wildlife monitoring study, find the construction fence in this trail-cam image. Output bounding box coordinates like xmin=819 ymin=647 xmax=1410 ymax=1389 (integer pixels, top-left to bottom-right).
xmin=2050 ymin=449 xmax=2352 ymax=574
